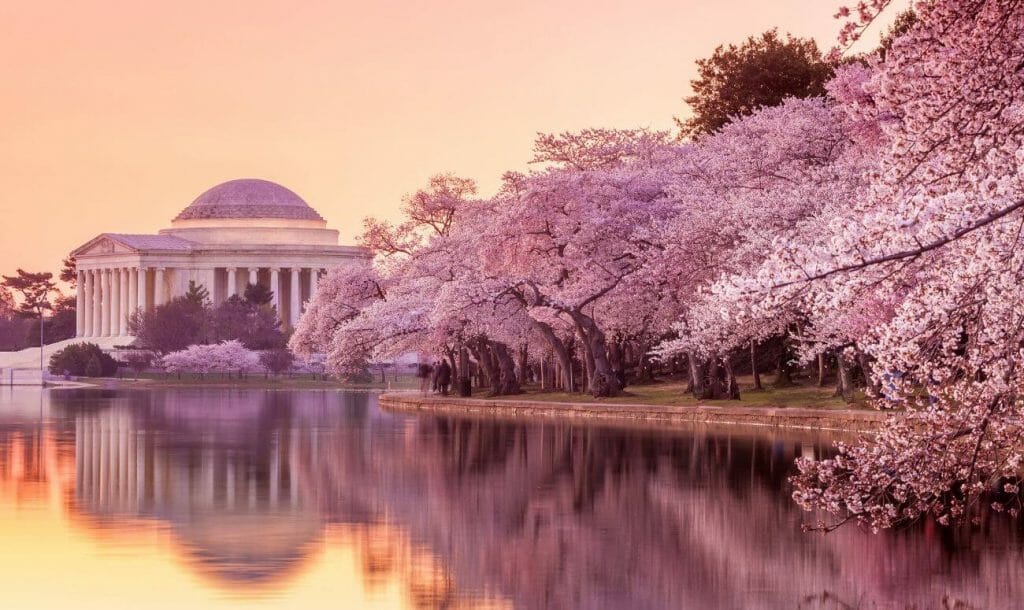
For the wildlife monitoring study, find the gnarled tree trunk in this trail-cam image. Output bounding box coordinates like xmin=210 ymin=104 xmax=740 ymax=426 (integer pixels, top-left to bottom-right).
xmin=571 ymin=312 xmax=622 ymax=397
xmin=468 ymin=338 xmax=501 ymax=396
xmin=490 ymin=341 xmax=521 ymax=395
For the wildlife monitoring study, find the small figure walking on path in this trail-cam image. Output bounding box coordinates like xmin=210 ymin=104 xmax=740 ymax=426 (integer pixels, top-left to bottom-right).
xmin=417 ymin=362 xmax=433 ymax=395
xmin=436 ymin=360 xmax=452 ymax=396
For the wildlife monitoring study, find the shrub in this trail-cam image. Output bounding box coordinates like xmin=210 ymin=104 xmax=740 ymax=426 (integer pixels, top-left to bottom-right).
xmin=49 ymin=342 xmax=119 ymax=377
xmin=259 ymin=348 xmax=294 ymax=375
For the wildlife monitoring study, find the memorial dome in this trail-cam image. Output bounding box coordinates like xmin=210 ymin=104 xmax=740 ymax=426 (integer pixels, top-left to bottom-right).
xmin=174 ymin=179 xmax=324 ymax=222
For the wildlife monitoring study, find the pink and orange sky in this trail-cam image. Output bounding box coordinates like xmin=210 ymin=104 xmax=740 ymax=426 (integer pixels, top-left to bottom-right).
xmin=0 ymin=0 xmax=903 ymax=278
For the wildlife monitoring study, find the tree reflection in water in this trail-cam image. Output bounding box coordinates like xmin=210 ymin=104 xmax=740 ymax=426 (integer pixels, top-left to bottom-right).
xmin=0 ymin=387 xmax=1020 ymax=609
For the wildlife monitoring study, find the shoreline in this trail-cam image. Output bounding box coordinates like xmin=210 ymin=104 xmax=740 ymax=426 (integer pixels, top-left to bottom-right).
xmin=379 ymin=393 xmax=889 ymax=433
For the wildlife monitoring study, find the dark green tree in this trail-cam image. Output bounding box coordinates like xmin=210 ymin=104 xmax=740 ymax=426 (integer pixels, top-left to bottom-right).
xmin=184 ymin=281 xmax=211 ymax=306
xmin=211 ymin=294 xmax=286 ymax=350
xmin=27 ymin=294 xmax=76 ymax=345
xmin=0 ymin=286 xmax=30 ymax=350
xmin=129 ymin=296 xmax=209 ymax=353
xmin=676 ymin=30 xmax=834 ymax=139
xmin=877 ymin=9 xmax=918 ymax=61
xmin=2 ymin=269 xmax=57 ymax=370
xmin=244 ymin=282 xmax=274 ymax=306
xmin=59 ymin=257 xmax=77 ymax=287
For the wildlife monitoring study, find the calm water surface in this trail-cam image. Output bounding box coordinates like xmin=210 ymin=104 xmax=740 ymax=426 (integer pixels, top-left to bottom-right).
xmin=0 ymin=387 xmax=1020 ymax=609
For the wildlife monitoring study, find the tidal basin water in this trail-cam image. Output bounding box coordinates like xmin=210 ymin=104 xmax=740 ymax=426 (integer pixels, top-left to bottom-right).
xmin=0 ymin=388 xmax=1020 ymax=609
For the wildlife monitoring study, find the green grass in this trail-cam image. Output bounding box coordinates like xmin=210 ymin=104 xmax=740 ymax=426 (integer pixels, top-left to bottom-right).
xmin=486 ymin=376 xmax=869 ymax=410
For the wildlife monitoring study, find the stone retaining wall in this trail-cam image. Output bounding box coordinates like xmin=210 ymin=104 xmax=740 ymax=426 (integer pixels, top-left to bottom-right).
xmin=379 ymin=393 xmax=889 ymax=433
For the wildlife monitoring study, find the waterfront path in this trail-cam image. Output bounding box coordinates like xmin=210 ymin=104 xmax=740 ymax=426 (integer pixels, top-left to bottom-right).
xmin=379 ymin=393 xmax=889 ymax=433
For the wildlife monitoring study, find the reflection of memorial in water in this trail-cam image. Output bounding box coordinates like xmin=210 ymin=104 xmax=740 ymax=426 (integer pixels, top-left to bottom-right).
xmin=71 ymin=393 xmax=320 ymax=585
xmin=57 ymin=389 xmax=499 ymax=607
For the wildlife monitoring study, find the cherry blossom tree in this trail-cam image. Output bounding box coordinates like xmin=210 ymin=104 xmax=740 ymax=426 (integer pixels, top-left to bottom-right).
xmin=160 ymin=340 xmax=262 ymax=375
xmin=781 ymin=1 xmax=1024 ymax=530
xmin=476 ymin=130 xmax=679 ymax=396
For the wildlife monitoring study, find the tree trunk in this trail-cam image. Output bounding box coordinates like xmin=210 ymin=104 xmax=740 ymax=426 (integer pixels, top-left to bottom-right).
xmin=531 ymin=320 xmax=573 ymax=392
xmin=835 ymin=355 xmax=854 ymax=403
xmin=517 ymin=344 xmax=529 ymax=386
xmin=469 ymin=339 xmax=500 ymax=396
xmin=540 ymin=355 xmax=546 ymax=390
xmin=723 ymin=356 xmax=741 ymax=400
xmin=491 ymin=341 xmax=521 ymax=395
xmin=775 ymin=339 xmax=794 ymax=387
xmin=750 ymin=341 xmax=762 ymax=390
xmin=578 ymin=324 xmax=595 ymax=395
xmin=636 ymin=341 xmax=654 ymax=383
xmin=706 ymin=356 xmax=727 ymax=399
xmin=608 ymin=339 xmax=626 ymax=389
xmin=856 ymin=350 xmax=880 ymax=395
xmin=571 ymin=312 xmax=622 ymax=397
xmin=817 ymin=352 xmax=827 ymax=387
xmin=686 ymin=351 xmax=706 ymax=398
xmin=458 ymin=346 xmax=471 ymax=397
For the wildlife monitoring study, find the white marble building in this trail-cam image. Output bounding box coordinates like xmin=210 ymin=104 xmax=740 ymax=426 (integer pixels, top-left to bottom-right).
xmin=70 ymin=178 xmax=368 ymax=339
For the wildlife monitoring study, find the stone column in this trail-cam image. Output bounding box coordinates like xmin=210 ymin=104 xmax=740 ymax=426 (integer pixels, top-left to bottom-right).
xmin=128 ymin=267 xmax=138 ymax=321
xmin=119 ymin=268 xmax=130 ymax=335
xmin=310 ymin=268 xmax=320 ymax=301
xmin=101 ymin=269 xmax=112 ymax=337
xmin=137 ymin=267 xmax=148 ymax=312
xmin=92 ymin=270 xmax=102 ymax=338
xmin=227 ymin=268 xmax=237 ymax=298
xmin=289 ymin=268 xmax=301 ymax=328
xmin=110 ymin=268 xmax=120 ymax=337
xmin=76 ymin=270 xmax=85 ymax=337
xmin=154 ymin=268 xmax=166 ymax=307
xmin=270 ymin=268 xmax=281 ymax=316
xmin=82 ymin=270 xmax=93 ymax=337
xmin=248 ymin=268 xmax=258 ymax=285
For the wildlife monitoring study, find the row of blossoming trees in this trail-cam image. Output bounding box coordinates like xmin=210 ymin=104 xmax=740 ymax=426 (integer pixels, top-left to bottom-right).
xmin=293 ymin=0 xmax=1024 ymax=531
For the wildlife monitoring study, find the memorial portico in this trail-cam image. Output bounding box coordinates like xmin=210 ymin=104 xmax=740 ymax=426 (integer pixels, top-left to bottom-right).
xmin=70 ymin=179 xmax=368 ymax=339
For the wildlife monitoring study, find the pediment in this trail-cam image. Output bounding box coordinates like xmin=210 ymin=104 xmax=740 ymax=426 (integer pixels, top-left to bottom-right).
xmin=71 ymin=235 xmax=137 ymax=257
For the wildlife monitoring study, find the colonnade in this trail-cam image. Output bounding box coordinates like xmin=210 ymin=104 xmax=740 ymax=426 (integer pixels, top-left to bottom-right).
xmin=77 ymin=267 xmax=153 ymax=338
xmin=76 ymin=266 xmax=324 ymax=338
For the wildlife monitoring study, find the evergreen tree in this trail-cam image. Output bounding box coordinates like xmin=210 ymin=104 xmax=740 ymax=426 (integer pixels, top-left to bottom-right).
xmin=676 ymin=30 xmax=833 ymax=139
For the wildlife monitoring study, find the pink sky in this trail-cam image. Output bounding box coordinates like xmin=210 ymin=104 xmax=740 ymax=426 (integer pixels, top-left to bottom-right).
xmin=0 ymin=0 xmax=903 ymax=278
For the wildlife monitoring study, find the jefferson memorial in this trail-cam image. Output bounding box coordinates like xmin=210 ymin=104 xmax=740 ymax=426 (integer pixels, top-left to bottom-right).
xmin=70 ymin=178 xmax=368 ymax=339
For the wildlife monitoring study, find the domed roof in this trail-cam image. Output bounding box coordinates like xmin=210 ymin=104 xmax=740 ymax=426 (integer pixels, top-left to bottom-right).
xmin=174 ymin=179 xmax=324 ymax=221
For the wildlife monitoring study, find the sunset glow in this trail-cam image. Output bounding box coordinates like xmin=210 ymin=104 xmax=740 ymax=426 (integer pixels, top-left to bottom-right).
xmin=0 ymin=0 xmax=901 ymax=275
